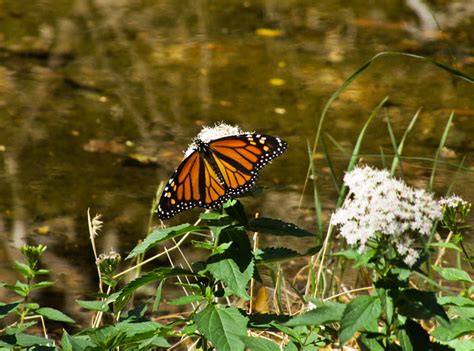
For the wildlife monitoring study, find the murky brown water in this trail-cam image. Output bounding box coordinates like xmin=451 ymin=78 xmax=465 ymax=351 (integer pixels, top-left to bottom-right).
xmin=1 ymin=0 xmax=473 ymax=324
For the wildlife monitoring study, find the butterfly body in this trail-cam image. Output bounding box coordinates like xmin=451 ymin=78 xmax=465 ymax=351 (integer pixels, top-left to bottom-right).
xmin=157 ymin=133 xmax=287 ymax=219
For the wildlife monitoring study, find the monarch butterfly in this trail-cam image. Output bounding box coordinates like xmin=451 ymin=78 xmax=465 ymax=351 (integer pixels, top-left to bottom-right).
xmin=157 ymin=129 xmax=288 ymax=219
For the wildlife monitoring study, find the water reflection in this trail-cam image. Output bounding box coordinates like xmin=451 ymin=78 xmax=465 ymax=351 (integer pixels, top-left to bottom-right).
xmin=0 ymin=0 xmax=473 ymax=322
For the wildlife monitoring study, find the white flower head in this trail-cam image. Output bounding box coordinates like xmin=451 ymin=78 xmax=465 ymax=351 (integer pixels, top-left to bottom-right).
xmin=331 ymin=166 xmax=443 ymax=267
xmin=438 ymin=194 xmax=469 ymax=209
xmin=183 ymin=122 xmax=251 ymax=158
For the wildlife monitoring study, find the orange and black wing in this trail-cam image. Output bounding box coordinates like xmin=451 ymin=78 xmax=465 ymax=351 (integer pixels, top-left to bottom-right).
xmin=208 ymin=134 xmax=288 ymax=196
xmin=157 ymin=150 xmax=228 ymax=219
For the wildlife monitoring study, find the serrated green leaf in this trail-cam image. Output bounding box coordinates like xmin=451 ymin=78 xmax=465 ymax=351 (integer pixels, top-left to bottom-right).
xmin=138 ymin=335 xmax=170 ymax=348
xmin=36 ymin=307 xmax=75 ymax=323
xmin=207 ymin=259 xmax=253 ymax=300
xmin=168 ymin=295 xmax=205 ymax=305
xmin=258 ymin=246 xmax=321 ymax=264
xmin=438 ymin=296 xmax=474 ymax=307
xmin=115 ymin=267 xmax=194 ymax=311
xmin=431 ymin=318 xmax=474 ymax=341
xmin=438 ymin=339 xmax=474 ymax=351
xmin=433 ymin=267 xmax=473 ymax=283
xmin=339 ymin=295 xmax=381 ymax=345
xmin=284 ymin=301 xmax=345 ymax=326
xmin=15 ymin=333 xmax=53 ymax=347
xmin=357 ymin=334 xmax=385 ymax=351
xmin=0 ymin=301 xmax=20 ymax=318
xmin=247 ymin=218 xmax=314 ymax=237
xmin=61 ymin=333 xmax=95 ymax=350
xmin=194 ymin=304 xmax=248 ymax=351
xmin=76 ymin=300 xmax=109 ymax=312
xmin=127 ymin=224 xmax=203 ymax=259
xmin=239 ymin=335 xmax=280 ymax=351
xmin=224 ymin=200 xmax=248 ymax=225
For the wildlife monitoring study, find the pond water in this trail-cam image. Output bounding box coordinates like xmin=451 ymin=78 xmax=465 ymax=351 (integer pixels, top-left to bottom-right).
xmin=0 ymin=0 xmax=473 ymax=324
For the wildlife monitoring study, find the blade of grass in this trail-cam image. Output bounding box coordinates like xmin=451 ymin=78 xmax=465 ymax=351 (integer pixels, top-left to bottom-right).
xmin=390 ymin=107 xmax=422 ymax=175
xmin=300 ymin=51 xmax=474 ymax=206
xmin=336 ymin=96 xmax=389 ymax=208
xmin=380 ymin=147 xmax=387 ymax=169
xmin=321 ymin=135 xmax=340 ymax=193
xmin=307 ymin=140 xmax=323 ymax=236
xmin=429 ymin=111 xmax=455 ymax=192
xmin=325 ymin=132 xmax=349 ymax=156
xmin=384 ymin=111 xmax=402 ymax=176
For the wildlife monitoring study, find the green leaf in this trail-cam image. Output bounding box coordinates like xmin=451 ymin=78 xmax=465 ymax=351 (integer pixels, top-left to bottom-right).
xmin=429 ymin=242 xmax=462 ymax=252
xmin=4 ymin=281 xmax=29 ymax=297
xmin=207 ymin=259 xmax=254 ymax=300
xmin=168 ymin=295 xmax=205 ymax=305
xmin=357 ymin=334 xmax=385 ymax=351
xmin=126 ymin=224 xmax=203 ymax=259
xmin=239 ymin=335 xmax=280 ymax=351
xmin=431 ymin=318 xmax=474 ymax=341
xmin=115 ymin=267 xmax=194 ymax=311
xmin=438 ymin=339 xmax=474 ymax=351
xmin=258 ymin=247 xmax=321 ymax=264
xmin=224 ymin=200 xmax=248 ymax=225
xmin=339 ymin=295 xmax=382 ymax=345
xmin=433 ymin=267 xmax=473 ymax=283
xmin=438 ymin=296 xmax=474 ymax=307
xmin=137 ymin=335 xmax=170 ymax=349
xmin=32 ymin=281 xmax=54 ymax=289
xmin=284 ymin=301 xmax=345 ymax=326
xmin=0 ymin=301 xmax=20 ymax=318
xmin=152 ymin=280 xmax=164 ymax=312
xmin=76 ymin=300 xmax=109 ymax=312
xmin=247 ymin=218 xmax=314 ymax=237
xmin=36 ymin=307 xmax=75 ymax=323
xmin=15 ymin=333 xmax=53 ymax=347
xmin=14 ymin=261 xmax=33 ymax=277
xmin=61 ymin=330 xmax=96 ymax=351
xmin=194 ymin=304 xmax=248 ymax=351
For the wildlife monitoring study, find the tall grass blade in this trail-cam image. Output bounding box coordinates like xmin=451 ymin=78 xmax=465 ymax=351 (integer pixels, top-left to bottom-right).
xmin=307 ymin=140 xmax=323 ymax=235
xmin=321 ymin=135 xmax=340 ymax=193
xmin=390 ymin=107 xmax=422 ymax=175
xmin=429 ymin=111 xmax=455 ymax=192
xmin=336 ymin=96 xmax=389 ymax=208
xmin=380 ymin=147 xmax=387 ymax=169
xmin=384 ymin=113 xmax=401 ymax=175
xmin=300 ymin=51 xmax=474 ymax=205
xmin=325 ymin=132 xmax=349 ymax=156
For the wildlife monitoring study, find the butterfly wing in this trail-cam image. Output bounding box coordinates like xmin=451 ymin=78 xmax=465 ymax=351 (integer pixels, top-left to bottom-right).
xmin=157 ymin=133 xmax=287 ymax=220
xmin=208 ymin=134 xmax=288 ymax=196
xmin=157 ymin=150 xmax=228 ymax=219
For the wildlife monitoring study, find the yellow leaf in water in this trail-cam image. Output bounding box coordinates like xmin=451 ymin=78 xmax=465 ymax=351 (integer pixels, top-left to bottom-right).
xmin=274 ymin=107 xmax=286 ymax=115
xmin=269 ymin=78 xmax=285 ymax=86
xmin=36 ymin=226 xmax=50 ymax=235
xmin=253 ymin=286 xmax=269 ymax=313
xmin=0 ymin=145 xmax=5 ymax=152
xmin=255 ymin=28 xmax=283 ymax=38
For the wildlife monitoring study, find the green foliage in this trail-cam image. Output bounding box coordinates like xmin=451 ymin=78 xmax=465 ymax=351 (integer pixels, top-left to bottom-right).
xmin=194 ymin=304 xmax=248 ymax=351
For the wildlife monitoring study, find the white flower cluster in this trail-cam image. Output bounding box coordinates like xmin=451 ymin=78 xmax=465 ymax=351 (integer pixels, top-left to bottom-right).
xmin=331 ymin=166 xmax=443 ymax=267
xmin=438 ymin=195 xmax=469 ymax=209
xmin=184 ymin=122 xmax=250 ymax=158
